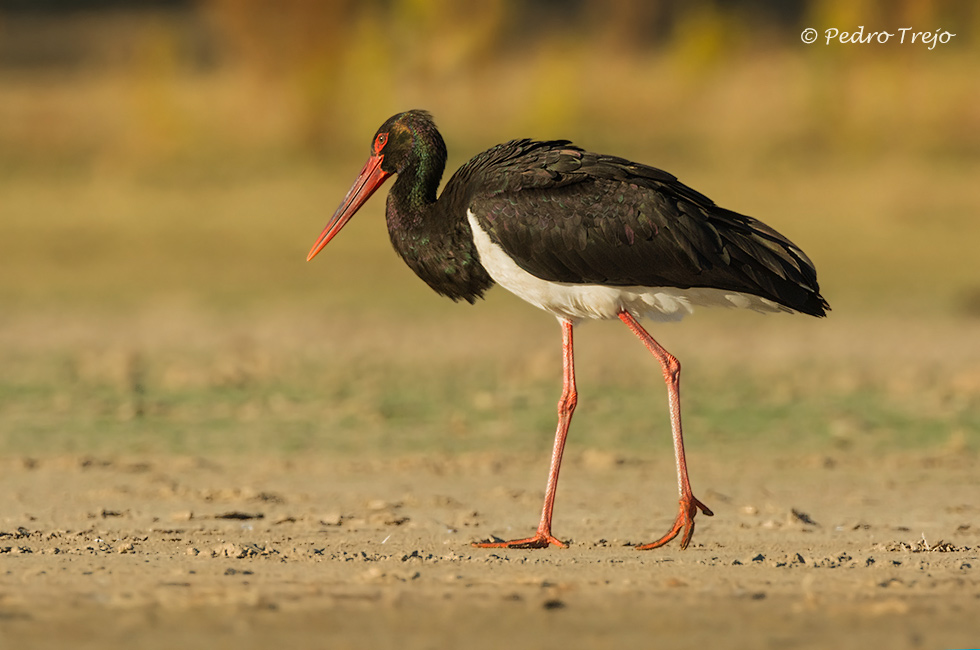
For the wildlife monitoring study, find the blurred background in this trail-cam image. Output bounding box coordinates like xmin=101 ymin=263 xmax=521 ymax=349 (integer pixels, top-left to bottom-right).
xmin=0 ymin=0 xmax=977 ymax=459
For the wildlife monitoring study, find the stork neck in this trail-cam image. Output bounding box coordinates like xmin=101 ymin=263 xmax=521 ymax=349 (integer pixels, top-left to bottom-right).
xmin=387 ymin=128 xmax=448 ymax=230
xmin=391 ymin=163 xmax=438 ymax=221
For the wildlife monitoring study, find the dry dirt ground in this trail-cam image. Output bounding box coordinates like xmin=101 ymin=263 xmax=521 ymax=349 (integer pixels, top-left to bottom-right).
xmin=1 ymin=449 xmax=977 ymax=649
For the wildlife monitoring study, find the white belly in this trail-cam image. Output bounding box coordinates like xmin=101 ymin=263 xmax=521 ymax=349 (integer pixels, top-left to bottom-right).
xmin=468 ymin=211 xmax=788 ymax=323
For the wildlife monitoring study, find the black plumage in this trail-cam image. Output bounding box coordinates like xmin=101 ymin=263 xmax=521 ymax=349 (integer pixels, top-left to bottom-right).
xmin=374 ymin=111 xmax=827 ymax=317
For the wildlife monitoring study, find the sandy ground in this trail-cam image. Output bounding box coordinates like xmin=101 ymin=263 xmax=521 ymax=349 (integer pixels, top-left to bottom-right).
xmin=1 ymin=449 xmax=977 ymax=649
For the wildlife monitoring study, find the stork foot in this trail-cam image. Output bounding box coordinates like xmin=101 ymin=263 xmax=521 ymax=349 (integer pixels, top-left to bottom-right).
xmin=637 ymin=494 xmax=713 ymax=550
xmin=473 ymin=532 xmax=568 ymax=549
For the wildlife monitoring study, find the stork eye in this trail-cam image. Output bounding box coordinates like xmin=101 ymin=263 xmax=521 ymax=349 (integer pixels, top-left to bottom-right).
xmin=374 ymin=133 xmax=388 ymax=152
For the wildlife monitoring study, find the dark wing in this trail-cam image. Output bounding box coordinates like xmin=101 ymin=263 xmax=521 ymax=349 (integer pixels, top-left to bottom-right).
xmin=457 ymin=141 xmax=829 ymax=317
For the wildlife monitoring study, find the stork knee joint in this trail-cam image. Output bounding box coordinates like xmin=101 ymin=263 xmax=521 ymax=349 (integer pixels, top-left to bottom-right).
xmin=558 ymin=391 xmax=578 ymax=416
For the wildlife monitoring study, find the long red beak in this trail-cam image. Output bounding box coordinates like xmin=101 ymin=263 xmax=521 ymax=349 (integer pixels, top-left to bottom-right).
xmin=307 ymin=154 xmax=392 ymax=261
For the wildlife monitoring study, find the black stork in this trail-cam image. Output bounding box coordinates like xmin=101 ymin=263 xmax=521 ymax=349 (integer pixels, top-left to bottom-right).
xmin=307 ymin=110 xmax=829 ymax=550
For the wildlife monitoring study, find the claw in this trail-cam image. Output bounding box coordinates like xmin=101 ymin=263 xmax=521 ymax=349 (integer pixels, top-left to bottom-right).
xmin=636 ymin=495 xmax=713 ymax=551
xmin=473 ymin=533 xmax=568 ymax=549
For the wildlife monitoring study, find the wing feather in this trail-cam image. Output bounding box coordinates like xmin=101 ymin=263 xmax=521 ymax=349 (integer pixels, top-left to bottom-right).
xmin=449 ymin=140 xmax=828 ymax=316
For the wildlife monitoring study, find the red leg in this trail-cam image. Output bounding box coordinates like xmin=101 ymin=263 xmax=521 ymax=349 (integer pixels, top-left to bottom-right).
xmin=474 ymin=318 xmax=576 ymax=549
xmin=618 ymin=311 xmax=713 ymax=550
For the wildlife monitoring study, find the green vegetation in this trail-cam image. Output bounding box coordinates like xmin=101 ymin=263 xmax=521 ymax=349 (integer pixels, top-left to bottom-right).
xmin=1 ymin=306 xmax=976 ymax=457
